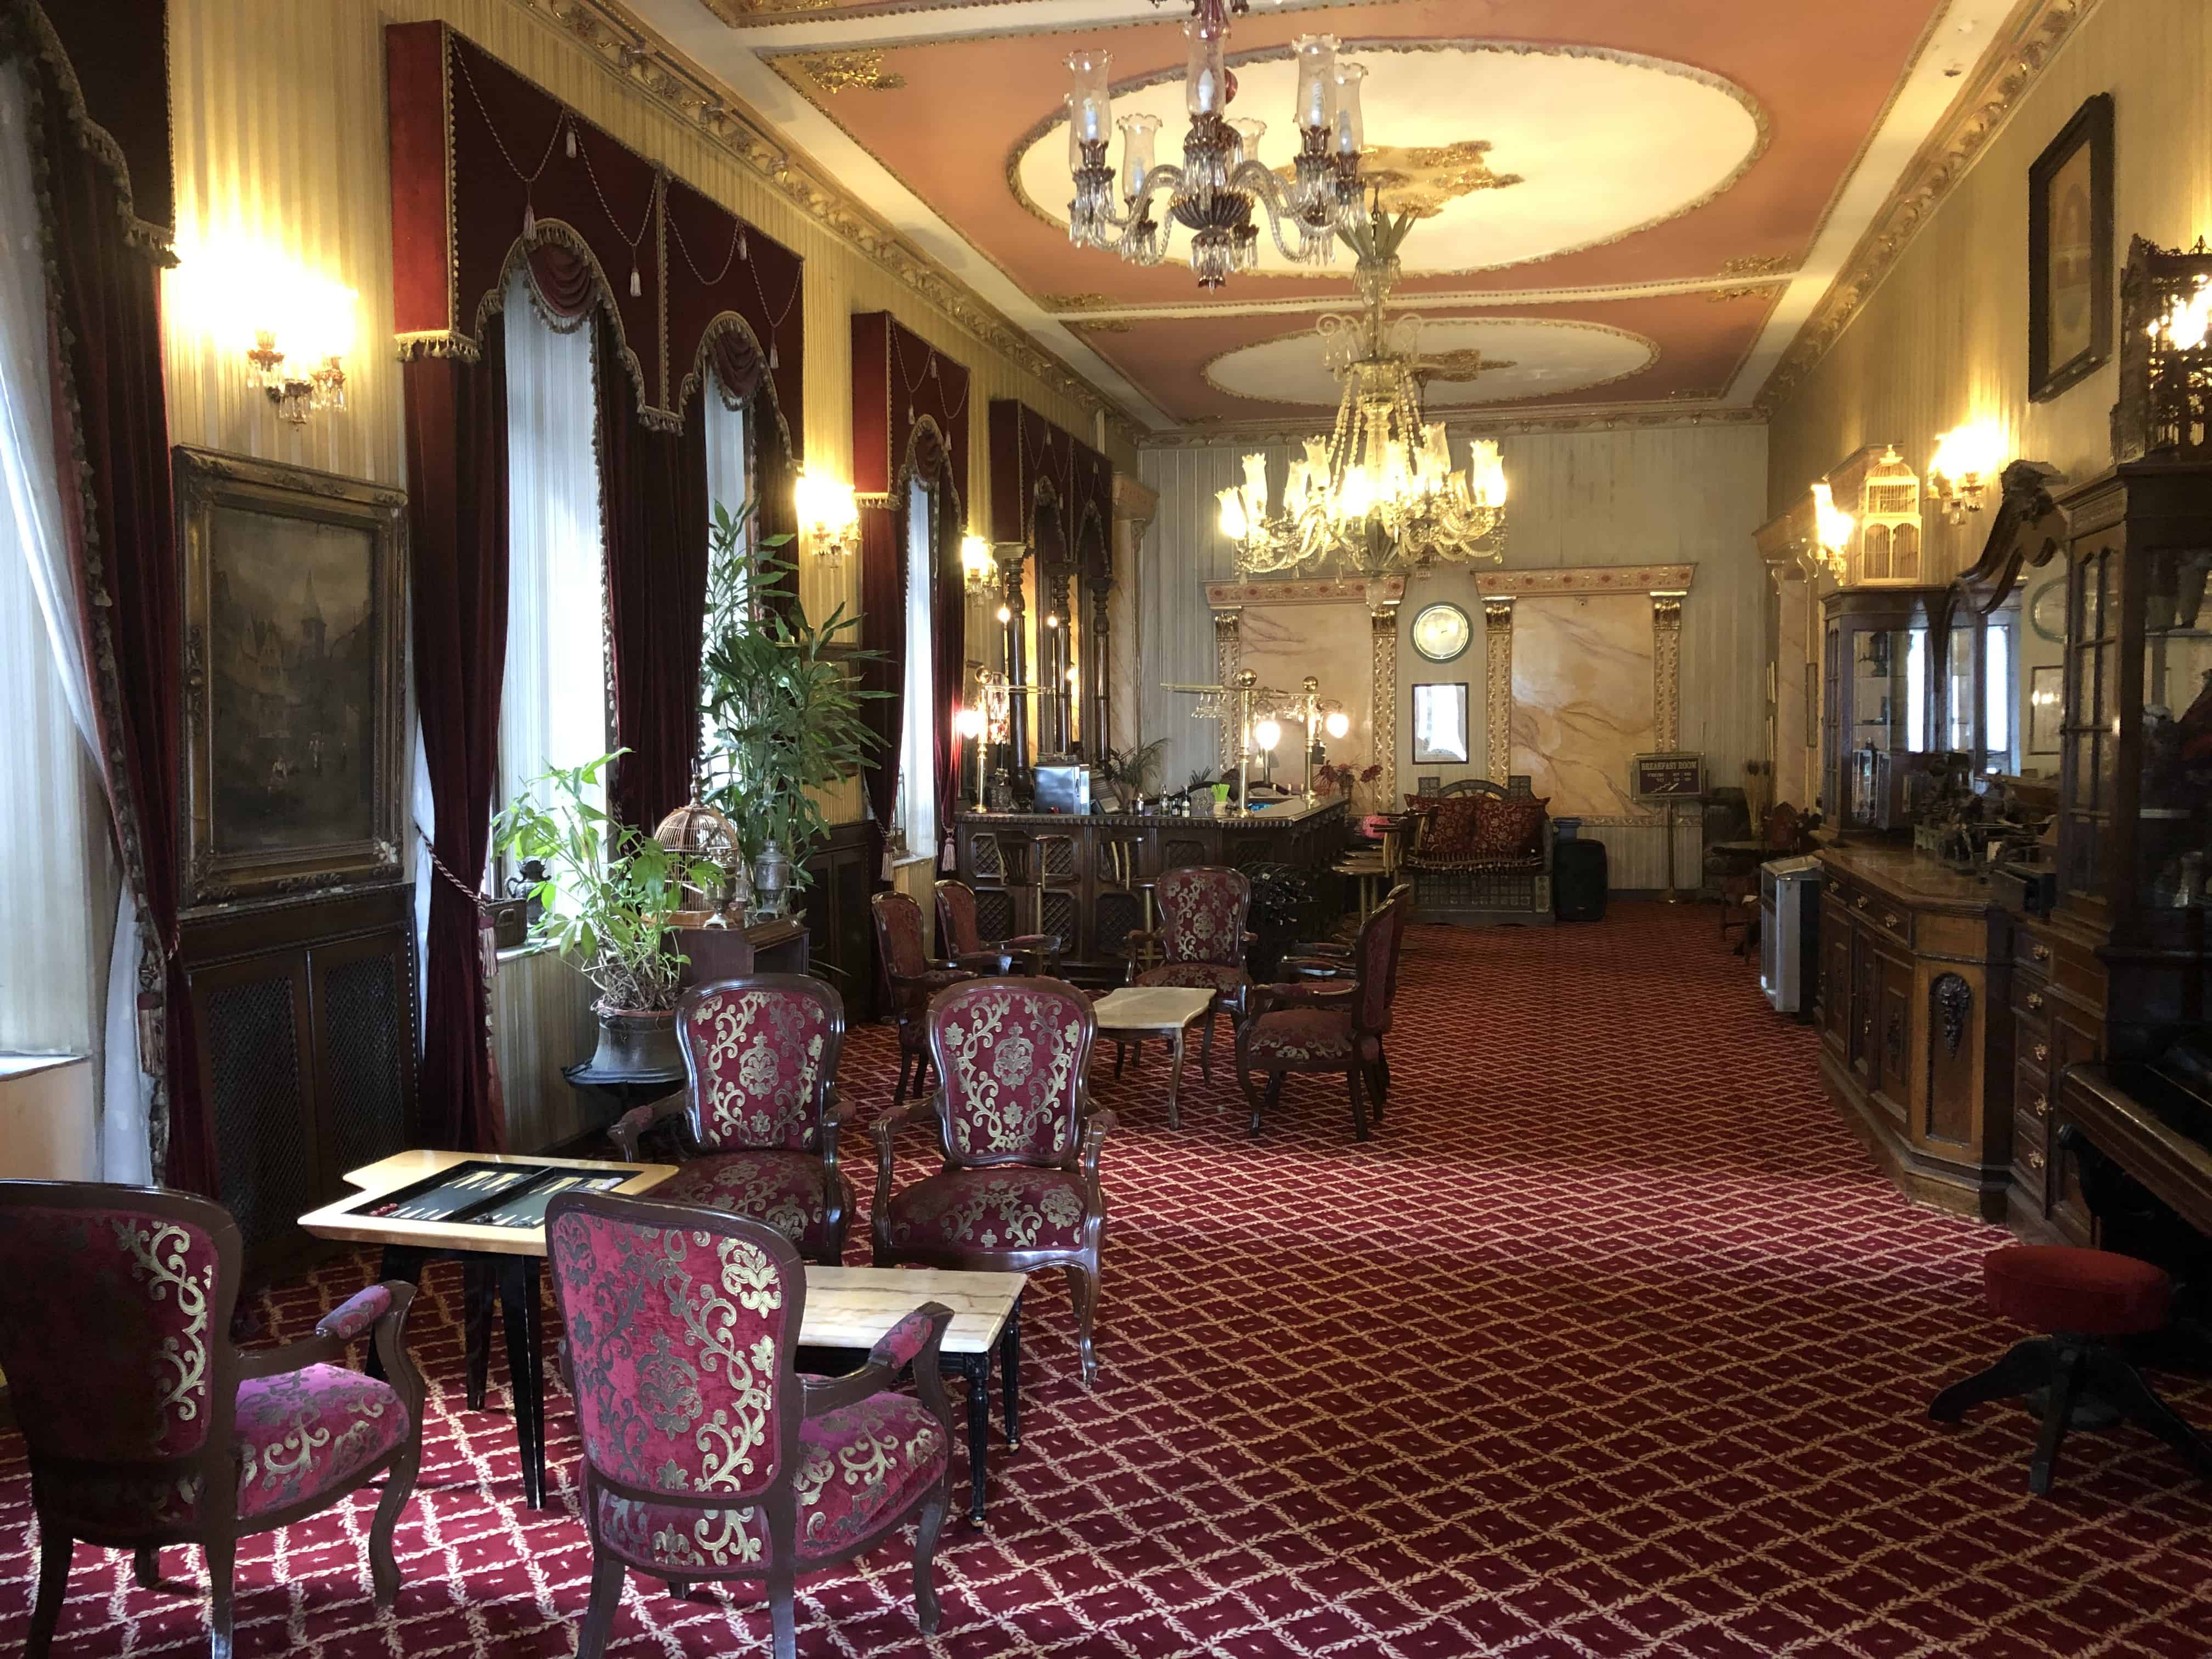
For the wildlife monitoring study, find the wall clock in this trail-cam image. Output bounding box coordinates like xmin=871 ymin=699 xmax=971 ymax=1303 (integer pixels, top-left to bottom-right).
xmin=2028 ymin=578 xmax=2067 ymax=642
xmin=1411 ymin=602 xmax=1472 ymax=663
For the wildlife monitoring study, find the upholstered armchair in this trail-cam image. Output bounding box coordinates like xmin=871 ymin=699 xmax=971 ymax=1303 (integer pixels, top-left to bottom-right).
xmin=936 ymin=877 xmax=1062 ymax=977
xmin=1119 ymin=864 xmax=1254 ymax=1080
xmin=872 ymin=977 xmax=1114 ymax=1386
xmin=0 ymin=1181 xmax=425 ymax=1659
xmin=1237 ymin=894 xmax=1409 ymax=1141
xmin=610 ymin=974 xmax=853 ymax=1265
xmin=547 ymin=1193 xmax=955 ymax=1659
xmin=872 ymin=889 xmax=1015 ymax=1103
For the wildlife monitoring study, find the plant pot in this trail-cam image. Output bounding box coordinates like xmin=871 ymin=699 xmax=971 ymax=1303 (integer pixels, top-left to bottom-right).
xmin=589 ymin=1006 xmax=683 ymax=1079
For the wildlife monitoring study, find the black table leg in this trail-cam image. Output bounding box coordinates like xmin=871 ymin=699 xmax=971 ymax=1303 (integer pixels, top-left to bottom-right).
xmin=1000 ymin=1300 xmax=1022 ymax=1451
xmin=367 ymin=1246 xmax=427 ymax=1383
xmin=499 ymin=1255 xmax=549 ymax=1509
xmin=462 ymin=1258 xmax=495 ymax=1411
xmin=939 ymin=1353 xmax=990 ymax=1526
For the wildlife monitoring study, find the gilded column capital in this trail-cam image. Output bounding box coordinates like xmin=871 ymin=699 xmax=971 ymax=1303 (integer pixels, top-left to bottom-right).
xmin=1651 ymin=590 xmax=1685 ymax=750
xmin=1370 ymin=603 xmax=1399 ymax=808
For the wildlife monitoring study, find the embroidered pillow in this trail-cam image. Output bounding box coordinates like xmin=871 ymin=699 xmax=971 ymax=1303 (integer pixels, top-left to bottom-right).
xmin=1425 ymin=797 xmax=1486 ymax=859
xmin=1471 ymin=795 xmax=1550 ymax=859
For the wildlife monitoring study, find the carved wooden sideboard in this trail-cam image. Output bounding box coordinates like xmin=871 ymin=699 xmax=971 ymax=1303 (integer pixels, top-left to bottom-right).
xmin=1815 ymin=845 xmax=2015 ymax=1220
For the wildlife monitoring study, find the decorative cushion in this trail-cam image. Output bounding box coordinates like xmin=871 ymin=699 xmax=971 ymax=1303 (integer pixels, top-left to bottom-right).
xmin=933 ymin=981 xmax=1090 ymax=1160
xmin=317 ymin=1283 xmax=393 ymax=1342
xmin=1984 ymin=1245 xmax=2171 ymax=1338
xmin=1424 ymin=798 xmax=1486 ymax=859
xmin=549 ymin=1209 xmax=792 ymax=1499
xmin=47 ymin=1365 xmax=410 ymax=1534
xmin=1244 ymin=1007 xmax=1356 ymax=1065
xmin=1471 ymin=795 xmax=1550 ymax=859
xmin=594 ymin=1391 xmax=946 ymax=1570
xmin=883 ymin=1168 xmax=1091 ymax=1255
xmin=1156 ymin=867 xmax=1248 ymax=966
xmin=653 ymin=1150 xmax=850 ymax=1259
xmin=682 ymin=987 xmax=832 ymax=1152
xmin=1134 ymin=961 xmax=1251 ymax=1002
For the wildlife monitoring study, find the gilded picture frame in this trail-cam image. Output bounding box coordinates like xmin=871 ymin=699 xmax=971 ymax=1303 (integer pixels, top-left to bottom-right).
xmin=175 ymin=447 xmax=408 ymax=910
xmin=2027 ymin=93 xmax=2113 ymax=403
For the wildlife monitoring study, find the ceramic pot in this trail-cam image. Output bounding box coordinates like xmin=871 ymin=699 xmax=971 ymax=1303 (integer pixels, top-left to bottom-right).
xmin=590 ymin=1007 xmax=682 ymax=1078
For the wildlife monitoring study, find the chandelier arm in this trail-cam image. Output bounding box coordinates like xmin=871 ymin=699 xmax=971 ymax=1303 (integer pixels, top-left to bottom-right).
xmin=1081 ymin=161 xmax=1185 ymax=239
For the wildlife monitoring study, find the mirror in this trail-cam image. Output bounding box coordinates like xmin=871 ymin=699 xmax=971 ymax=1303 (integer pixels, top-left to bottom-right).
xmin=1412 ymin=684 xmax=1470 ymax=764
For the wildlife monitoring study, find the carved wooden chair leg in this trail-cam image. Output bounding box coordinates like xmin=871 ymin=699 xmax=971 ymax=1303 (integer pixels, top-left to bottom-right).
xmin=1198 ymin=1007 xmax=1216 ymax=1081
xmin=770 ymin=1562 xmax=800 ymax=1659
xmin=368 ymin=1442 xmax=419 ymax=1606
xmin=912 ymin=1487 xmax=948 ymax=1634
xmin=27 ymin=1527 xmax=71 ymax=1658
xmin=664 ymin=1579 xmax=692 ymax=1599
xmin=892 ymin=1049 xmax=913 ymax=1104
xmin=1064 ymin=1261 xmax=1100 ymax=1388
xmin=205 ymin=1531 xmax=237 ymax=1659
xmin=133 ymin=1545 xmax=160 ymax=1590
xmin=1238 ymin=1058 xmax=1269 ymax=1136
xmin=575 ymin=1554 xmax=625 ymax=1659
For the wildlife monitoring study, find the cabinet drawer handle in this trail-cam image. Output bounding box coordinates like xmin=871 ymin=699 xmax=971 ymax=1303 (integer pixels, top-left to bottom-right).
xmin=2033 ymin=943 xmax=2051 ymax=962
xmin=2034 ymin=1042 xmax=2050 ymax=1064
xmin=1883 ymin=912 xmax=1901 ymax=928
xmin=1855 ymin=895 xmax=1869 ymax=911
xmin=2028 ymin=1150 xmax=2046 ymax=1172
xmin=2026 ymin=992 xmax=2045 ymax=1012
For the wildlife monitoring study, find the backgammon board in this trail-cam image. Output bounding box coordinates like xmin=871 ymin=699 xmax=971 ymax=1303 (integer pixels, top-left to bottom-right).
xmin=298 ymin=1149 xmax=679 ymax=1257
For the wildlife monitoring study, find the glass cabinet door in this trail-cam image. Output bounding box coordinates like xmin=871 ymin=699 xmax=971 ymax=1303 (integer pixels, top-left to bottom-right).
xmin=2137 ymin=545 xmax=2212 ymax=910
xmin=2061 ymin=547 xmax=2115 ymax=901
xmin=1945 ymin=622 xmax=1977 ymax=754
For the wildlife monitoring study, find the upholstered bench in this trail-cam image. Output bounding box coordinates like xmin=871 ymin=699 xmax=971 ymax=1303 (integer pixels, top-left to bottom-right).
xmin=1929 ymin=1245 xmax=2212 ymax=1493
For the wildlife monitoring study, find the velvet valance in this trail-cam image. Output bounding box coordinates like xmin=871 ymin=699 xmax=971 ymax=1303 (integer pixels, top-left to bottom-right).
xmin=385 ymin=22 xmax=802 ymax=443
xmin=853 ymin=312 xmax=971 ymax=504
xmin=986 ymin=399 xmax=1112 ymax=576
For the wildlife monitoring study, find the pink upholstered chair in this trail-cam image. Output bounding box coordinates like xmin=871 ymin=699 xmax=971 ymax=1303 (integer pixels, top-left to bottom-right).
xmin=872 ymin=890 xmax=1015 ymax=1103
xmin=1237 ymin=894 xmax=1409 ymax=1142
xmin=1120 ymin=865 xmax=1253 ymax=1080
xmin=547 ymin=1192 xmax=955 ymax=1659
xmin=0 ymin=1181 xmax=425 ymax=1659
xmin=871 ymin=977 xmax=1114 ymax=1386
xmin=610 ymin=974 xmax=853 ymax=1266
xmin=936 ymin=877 xmax=1062 ymax=976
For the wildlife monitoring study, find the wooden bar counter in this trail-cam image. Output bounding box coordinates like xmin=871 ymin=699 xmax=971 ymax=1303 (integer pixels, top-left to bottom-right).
xmin=950 ymin=798 xmax=1348 ymax=985
xmin=1815 ymin=845 xmax=2016 ymax=1221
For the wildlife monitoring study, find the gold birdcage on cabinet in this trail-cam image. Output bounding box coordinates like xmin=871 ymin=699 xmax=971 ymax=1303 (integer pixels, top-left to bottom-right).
xmin=1824 ymin=444 xmax=1924 ymax=585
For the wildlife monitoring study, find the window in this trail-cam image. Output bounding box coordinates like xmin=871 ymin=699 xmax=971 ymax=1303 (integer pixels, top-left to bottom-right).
xmin=699 ymin=373 xmax=751 ymax=803
xmin=498 ymin=270 xmax=607 ymax=890
xmin=1985 ymin=617 xmax=2016 ymax=775
xmin=897 ymin=486 xmax=938 ymax=862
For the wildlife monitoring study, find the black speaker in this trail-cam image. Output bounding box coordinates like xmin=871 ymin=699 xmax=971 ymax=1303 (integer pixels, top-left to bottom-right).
xmin=1554 ymin=838 xmax=1607 ymax=922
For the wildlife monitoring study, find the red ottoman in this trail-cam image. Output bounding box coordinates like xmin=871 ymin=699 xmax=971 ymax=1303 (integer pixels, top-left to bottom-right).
xmin=1932 ymin=1245 xmax=2209 ymax=1495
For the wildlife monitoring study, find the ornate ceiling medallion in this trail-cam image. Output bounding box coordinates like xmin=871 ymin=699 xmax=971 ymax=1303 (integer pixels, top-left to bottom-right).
xmin=1290 ymin=139 xmax=1523 ymax=221
xmin=799 ymin=50 xmax=905 ymax=93
xmin=1414 ymin=346 xmax=1517 ymax=385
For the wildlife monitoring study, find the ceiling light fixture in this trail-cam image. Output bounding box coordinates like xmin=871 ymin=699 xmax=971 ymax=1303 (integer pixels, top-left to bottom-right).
xmin=1217 ymin=199 xmax=1509 ymax=576
xmin=1063 ymin=8 xmax=1366 ymax=290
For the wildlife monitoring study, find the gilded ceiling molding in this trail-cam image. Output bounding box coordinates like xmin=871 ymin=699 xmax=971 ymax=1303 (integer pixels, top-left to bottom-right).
xmin=1756 ymin=0 xmax=2102 ymax=411
xmin=795 ymin=49 xmax=904 ymax=92
xmin=503 ymin=0 xmax=1143 ymax=447
xmin=1206 ymin=577 xmax=1406 ymax=607
xmin=1477 ymin=563 xmax=1696 ymax=597
xmin=1145 ymin=406 xmax=1765 ymax=448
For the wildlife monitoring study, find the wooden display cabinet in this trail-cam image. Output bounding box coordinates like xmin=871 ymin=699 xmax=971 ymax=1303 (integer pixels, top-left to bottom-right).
xmin=1821 ymin=587 xmax=1942 ymax=832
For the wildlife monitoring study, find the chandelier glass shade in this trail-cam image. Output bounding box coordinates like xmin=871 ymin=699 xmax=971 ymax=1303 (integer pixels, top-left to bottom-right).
xmin=1218 ymin=207 xmax=1510 ymax=576
xmin=1063 ymin=5 xmax=1366 ymax=290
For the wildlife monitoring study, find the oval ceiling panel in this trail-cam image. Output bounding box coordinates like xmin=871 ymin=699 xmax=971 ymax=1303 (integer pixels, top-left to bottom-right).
xmin=1204 ymin=315 xmax=1657 ymax=408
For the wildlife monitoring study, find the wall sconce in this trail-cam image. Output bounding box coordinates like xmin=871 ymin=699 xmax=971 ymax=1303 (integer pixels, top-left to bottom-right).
xmin=246 ymin=333 xmax=347 ymax=425
xmin=794 ymin=471 xmax=859 ymax=564
xmin=1810 ymin=482 xmax=1854 ymax=582
xmin=1927 ymin=424 xmax=2006 ymax=524
xmin=1324 ymin=709 xmax=1351 ymax=740
xmin=960 ymin=533 xmax=993 ymax=596
xmin=173 ymin=239 xmax=357 ymax=427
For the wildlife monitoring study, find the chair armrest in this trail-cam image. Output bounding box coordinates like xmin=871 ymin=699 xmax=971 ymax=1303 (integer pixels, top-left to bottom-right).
xmin=801 ymin=1304 xmax=952 ymax=1418
xmin=1247 ymin=980 xmax=1356 ymax=1020
xmin=871 ymin=1098 xmax=941 ymax=1221
xmin=819 ymin=1083 xmax=857 ymax=1167
xmin=238 ymin=1281 xmax=420 ymax=1407
xmin=238 ymin=1333 xmax=345 ymax=1379
xmin=1075 ymin=1104 xmax=1116 ymax=1182
xmin=949 ymin=950 xmax=1016 ymax=974
xmin=316 ymin=1283 xmax=394 ymax=1342
xmin=1281 ymin=957 xmax=1354 ymax=980
xmin=1289 ymin=941 xmax=1352 ymax=958
xmin=610 ymin=1089 xmax=689 ymax=1161
xmin=1120 ymin=929 xmax=1161 ymax=979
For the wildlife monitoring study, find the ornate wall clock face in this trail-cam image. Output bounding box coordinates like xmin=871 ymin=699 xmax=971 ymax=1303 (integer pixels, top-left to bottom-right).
xmin=1412 ymin=602 xmax=1472 ymax=663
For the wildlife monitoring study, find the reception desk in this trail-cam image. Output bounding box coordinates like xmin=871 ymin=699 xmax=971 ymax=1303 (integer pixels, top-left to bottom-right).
xmin=949 ymin=798 xmax=1350 ymax=985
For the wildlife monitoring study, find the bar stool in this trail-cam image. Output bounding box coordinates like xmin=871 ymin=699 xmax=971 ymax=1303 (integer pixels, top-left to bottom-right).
xmin=1929 ymin=1245 xmax=2212 ymax=1493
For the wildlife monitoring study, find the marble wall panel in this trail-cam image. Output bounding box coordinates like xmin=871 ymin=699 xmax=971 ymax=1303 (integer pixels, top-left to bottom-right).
xmin=1237 ymin=599 xmax=1374 ymax=787
xmin=1509 ymin=594 xmax=1655 ymax=816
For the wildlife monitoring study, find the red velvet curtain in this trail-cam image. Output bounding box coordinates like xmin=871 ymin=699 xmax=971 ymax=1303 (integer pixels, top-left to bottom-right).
xmin=404 ymin=324 xmax=511 ymax=1154
xmin=31 ymin=42 xmax=204 ymax=1189
xmin=597 ymin=309 xmax=710 ymax=832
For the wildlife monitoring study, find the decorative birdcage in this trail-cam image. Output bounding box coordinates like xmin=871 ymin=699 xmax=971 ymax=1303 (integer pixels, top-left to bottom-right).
xmin=654 ymin=802 xmax=749 ymax=919
xmin=2114 ymin=234 xmax=2212 ymax=461
xmin=1822 ymin=443 xmax=1923 ymax=585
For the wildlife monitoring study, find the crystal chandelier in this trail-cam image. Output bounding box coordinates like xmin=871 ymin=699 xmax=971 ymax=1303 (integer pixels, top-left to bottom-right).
xmin=1063 ymin=6 xmax=1367 ymax=290
xmin=1217 ymin=203 xmax=1509 ymax=576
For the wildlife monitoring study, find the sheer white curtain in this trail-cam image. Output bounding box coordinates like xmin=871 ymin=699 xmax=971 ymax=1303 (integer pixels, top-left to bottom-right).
xmin=0 ymin=63 xmax=137 ymax=1175
xmin=706 ymin=379 xmax=748 ymax=539
xmin=500 ymin=272 xmax=607 ymax=887
xmin=898 ymin=486 xmax=936 ymax=862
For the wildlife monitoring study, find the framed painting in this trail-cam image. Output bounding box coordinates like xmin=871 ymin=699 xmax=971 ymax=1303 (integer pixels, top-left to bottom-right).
xmin=2028 ymin=92 xmax=2113 ymax=402
xmin=176 ymin=447 xmax=408 ymax=909
xmin=1411 ymin=684 xmax=1470 ymax=765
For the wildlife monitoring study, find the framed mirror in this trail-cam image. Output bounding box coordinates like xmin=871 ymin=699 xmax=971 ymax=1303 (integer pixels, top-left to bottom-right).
xmin=1412 ymin=683 xmax=1470 ymax=765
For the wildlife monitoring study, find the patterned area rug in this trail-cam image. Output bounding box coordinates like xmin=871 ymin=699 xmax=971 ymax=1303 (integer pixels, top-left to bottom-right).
xmin=4 ymin=904 xmax=2211 ymax=1657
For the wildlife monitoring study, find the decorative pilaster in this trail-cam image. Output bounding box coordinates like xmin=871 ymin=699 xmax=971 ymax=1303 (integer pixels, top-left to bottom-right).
xmin=1088 ymin=575 xmax=1114 ymax=759
xmin=1212 ymin=608 xmax=1241 ymax=776
xmin=1483 ymin=598 xmax=1514 ymax=783
xmin=1651 ymin=590 xmax=1685 ymax=751
xmin=1110 ymin=472 xmax=1157 ymax=763
xmin=997 ymin=543 xmax=1031 ymax=766
xmin=1370 ymin=601 xmax=1400 ymax=807
xmin=1042 ymin=568 xmax=1073 ymax=754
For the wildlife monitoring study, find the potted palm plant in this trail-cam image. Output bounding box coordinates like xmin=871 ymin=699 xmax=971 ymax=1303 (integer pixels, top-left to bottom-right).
xmin=696 ymin=501 xmax=882 ymax=914
xmin=494 ymin=753 xmax=721 ymax=1079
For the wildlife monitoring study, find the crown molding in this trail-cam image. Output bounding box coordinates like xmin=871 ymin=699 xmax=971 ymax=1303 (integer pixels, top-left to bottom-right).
xmin=1142 ymin=403 xmax=1767 ymax=448
xmin=1754 ymin=0 xmax=2100 ymax=413
xmin=499 ymin=0 xmax=1147 ymax=450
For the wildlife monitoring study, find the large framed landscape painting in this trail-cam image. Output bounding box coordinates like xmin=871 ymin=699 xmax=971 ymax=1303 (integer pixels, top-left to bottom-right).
xmin=176 ymin=447 xmax=408 ymax=909
xmin=2028 ymin=92 xmax=2112 ymax=402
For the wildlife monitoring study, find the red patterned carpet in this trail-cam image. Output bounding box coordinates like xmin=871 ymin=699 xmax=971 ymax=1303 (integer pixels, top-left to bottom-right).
xmin=5 ymin=903 xmax=2212 ymax=1657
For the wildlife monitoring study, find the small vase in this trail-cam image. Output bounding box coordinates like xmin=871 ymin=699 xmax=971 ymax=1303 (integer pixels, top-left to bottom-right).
xmin=752 ymin=839 xmax=792 ymax=918
xmin=589 ymin=1007 xmax=682 ymax=1079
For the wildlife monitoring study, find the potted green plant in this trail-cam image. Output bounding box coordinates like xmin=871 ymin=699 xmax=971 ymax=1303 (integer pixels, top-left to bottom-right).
xmin=493 ymin=752 xmax=721 ymax=1079
xmin=1102 ymin=737 xmax=1169 ymax=805
xmin=696 ymin=500 xmax=883 ymax=915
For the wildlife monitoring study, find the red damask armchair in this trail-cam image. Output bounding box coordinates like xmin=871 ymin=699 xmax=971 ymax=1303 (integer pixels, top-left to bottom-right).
xmin=872 ymin=977 xmax=1114 ymax=1386
xmin=872 ymin=889 xmax=1016 ymax=1103
xmin=936 ymin=877 xmax=1062 ymax=977
xmin=611 ymin=974 xmax=853 ymax=1265
xmin=0 ymin=1181 xmax=425 ymax=1659
xmin=547 ymin=1193 xmax=955 ymax=1659
xmin=1120 ymin=864 xmax=1253 ymax=1080
xmin=1237 ymin=894 xmax=1409 ymax=1142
